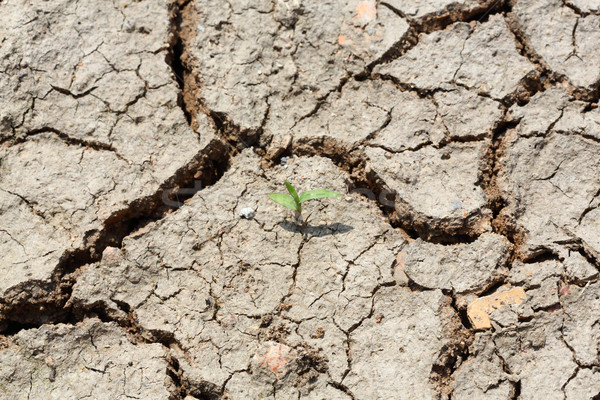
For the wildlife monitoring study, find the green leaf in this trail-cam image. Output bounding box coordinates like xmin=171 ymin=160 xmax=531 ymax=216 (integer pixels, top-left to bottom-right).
xmin=299 ymin=189 xmax=343 ymax=203
xmin=267 ymin=193 xmax=300 ymax=211
xmin=285 ymin=180 xmax=300 ymax=203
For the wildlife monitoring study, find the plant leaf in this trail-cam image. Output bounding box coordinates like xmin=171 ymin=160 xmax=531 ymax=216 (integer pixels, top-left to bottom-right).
xmin=267 ymin=193 xmax=300 ymax=211
xmin=285 ymin=180 xmax=300 ymax=203
xmin=299 ymin=189 xmax=343 ymax=203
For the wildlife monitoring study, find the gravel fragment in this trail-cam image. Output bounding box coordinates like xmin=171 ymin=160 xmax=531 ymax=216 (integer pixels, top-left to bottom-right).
xmin=239 ymin=207 xmax=256 ymax=219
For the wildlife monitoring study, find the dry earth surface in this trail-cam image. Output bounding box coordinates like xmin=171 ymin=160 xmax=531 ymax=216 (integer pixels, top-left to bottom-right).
xmin=1 ymin=0 xmax=600 ymax=399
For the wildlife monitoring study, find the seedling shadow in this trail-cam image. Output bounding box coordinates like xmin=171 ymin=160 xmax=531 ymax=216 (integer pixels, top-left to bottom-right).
xmin=277 ymin=220 xmax=354 ymax=238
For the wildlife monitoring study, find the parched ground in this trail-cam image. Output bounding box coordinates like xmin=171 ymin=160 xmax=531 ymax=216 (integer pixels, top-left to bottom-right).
xmin=1 ymin=0 xmax=600 ymax=399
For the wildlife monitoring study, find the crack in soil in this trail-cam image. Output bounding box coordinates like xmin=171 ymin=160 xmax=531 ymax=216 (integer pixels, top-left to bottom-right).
xmin=367 ymin=0 xmax=510 ymax=80
xmin=385 ymin=0 xmax=510 ymax=34
xmin=505 ymin=7 xmax=600 ymax=102
xmin=12 ymin=127 xmax=129 ymax=162
xmin=479 ymin=114 xmax=525 ymax=258
xmin=0 ymin=135 xmax=230 ymax=330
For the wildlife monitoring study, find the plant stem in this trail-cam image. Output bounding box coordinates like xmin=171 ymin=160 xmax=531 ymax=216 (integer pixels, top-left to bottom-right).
xmin=294 ymin=210 xmax=302 ymax=224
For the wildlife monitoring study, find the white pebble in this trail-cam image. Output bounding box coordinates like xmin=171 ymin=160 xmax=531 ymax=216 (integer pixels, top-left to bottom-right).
xmin=240 ymin=207 xmax=255 ymax=219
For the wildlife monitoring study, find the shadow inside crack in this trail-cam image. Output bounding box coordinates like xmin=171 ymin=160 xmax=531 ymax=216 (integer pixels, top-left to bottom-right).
xmin=278 ymin=221 xmax=354 ymax=237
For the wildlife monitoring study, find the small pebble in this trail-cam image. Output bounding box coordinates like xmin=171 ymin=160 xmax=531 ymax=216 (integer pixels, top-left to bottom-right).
xmin=48 ymin=367 xmax=56 ymax=382
xmin=240 ymin=207 xmax=255 ymax=219
xmin=280 ymin=156 xmax=287 ymax=164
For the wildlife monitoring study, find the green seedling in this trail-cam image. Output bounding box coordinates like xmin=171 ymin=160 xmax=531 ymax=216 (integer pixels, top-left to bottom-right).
xmin=268 ymin=180 xmax=342 ymax=223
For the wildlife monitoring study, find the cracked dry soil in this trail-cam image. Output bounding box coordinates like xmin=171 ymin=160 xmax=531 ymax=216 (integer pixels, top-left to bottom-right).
xmin=1 ymin=0 xmax=600 ymax=399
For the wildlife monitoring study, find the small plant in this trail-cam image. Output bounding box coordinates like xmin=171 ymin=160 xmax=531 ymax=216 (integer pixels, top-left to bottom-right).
xmin=268 ymin=180 xmax=342 ymax=223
